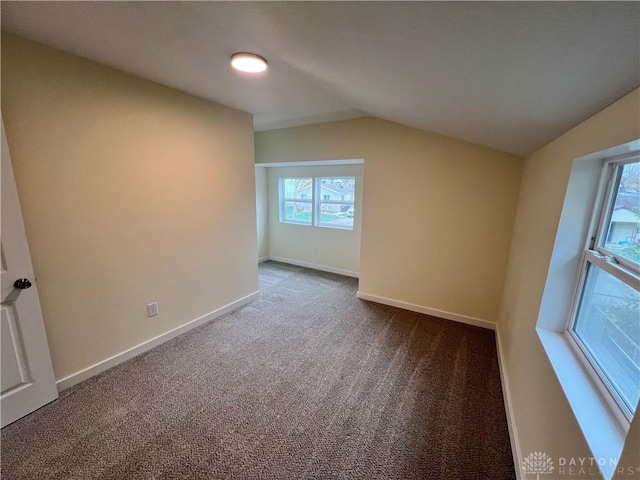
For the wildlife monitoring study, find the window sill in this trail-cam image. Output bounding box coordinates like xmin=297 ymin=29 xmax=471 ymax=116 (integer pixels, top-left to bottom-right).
xmin=537 ymin=327 xmax=627 ymax=480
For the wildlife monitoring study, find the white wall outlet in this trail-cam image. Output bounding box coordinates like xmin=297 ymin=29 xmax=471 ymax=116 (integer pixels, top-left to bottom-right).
xmin=147 ymin=302 xmax=159 ymax=317
xmin=313 ymin=247 xmax=319 ymax=254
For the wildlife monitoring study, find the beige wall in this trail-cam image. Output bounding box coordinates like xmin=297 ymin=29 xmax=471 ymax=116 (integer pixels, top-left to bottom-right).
xmin=498 ymin=88 xmax=640 ymax=477
xmin=1 ymin=34 xmax=258 ymax=380
xmin=266 ymin=164 xmax=363 ymax=275
xmin=255 ymin=166 xmax=269 ymax=259
xmin=255 ymin=118 xmax=522 ymax=322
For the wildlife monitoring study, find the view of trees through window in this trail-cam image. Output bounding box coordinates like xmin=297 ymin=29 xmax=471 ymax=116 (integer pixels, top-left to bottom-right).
xmin=572 ymin=159 xmax=640 ymax=417
xmin=281 ymin=178 xmax=313 ymax=224
xmin=604 ymin=162 xmax=640 ymax=263
xmin=280 ymin=177 xmax=355 ymax=230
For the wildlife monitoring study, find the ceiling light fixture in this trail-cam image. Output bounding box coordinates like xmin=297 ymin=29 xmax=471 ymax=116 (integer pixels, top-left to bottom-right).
xmin=230 ymin=52 xmax=267 ymax=73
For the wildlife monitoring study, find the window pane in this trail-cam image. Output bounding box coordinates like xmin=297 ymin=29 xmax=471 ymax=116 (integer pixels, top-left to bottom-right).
xmin=573 ymin=263 xmax=640 ymax=413
xmin=283 ymin=201 xmax=312 ymax=224
xmin=280 ymin=178 xmax=313 ymax=225
xmin=317 ymin=177 xmax=356 ymax=230
xmin=603 ymin=161 xmax=640 ymax=264
xmin=318 ymin=177 xmax=355 ymax=201
xmin=318 ymin=202 xmax=354 ymax=229
xmin=283 ymin=178 xmax=313 ymax=200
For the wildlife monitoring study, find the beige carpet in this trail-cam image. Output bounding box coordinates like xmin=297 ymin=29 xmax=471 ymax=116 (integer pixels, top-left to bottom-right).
xmin=1 ymin=261 xmax=515 ymax=479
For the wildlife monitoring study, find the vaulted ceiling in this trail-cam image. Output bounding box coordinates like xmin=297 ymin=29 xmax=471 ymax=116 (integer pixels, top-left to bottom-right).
xmin=2 ymin=2 xmax=638 ymax=156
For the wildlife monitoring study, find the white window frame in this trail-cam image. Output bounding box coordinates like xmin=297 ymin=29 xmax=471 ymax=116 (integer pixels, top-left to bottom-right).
xmin=279 ymin=177 xmax=313 ymax=226
xmin=565 ymin=153 xmax=640 ymax=427
xmin=315 ymin=177 xmax=355 ymax=231
xmin=278 ymin=176 xmax=356 ymax=231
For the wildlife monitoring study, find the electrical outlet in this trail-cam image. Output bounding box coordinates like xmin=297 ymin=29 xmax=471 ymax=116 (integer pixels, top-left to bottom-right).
xmin=147 ymin=302 xmax=159 ymax=317
xmin=313 ymin=247 xmax=319 ymax=254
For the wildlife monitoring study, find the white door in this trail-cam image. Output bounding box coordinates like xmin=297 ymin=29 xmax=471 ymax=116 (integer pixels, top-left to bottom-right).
xmin=1 ymin=118 xmax=58 ymax=428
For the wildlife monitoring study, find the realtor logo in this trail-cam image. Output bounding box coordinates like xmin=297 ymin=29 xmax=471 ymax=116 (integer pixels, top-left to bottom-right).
xmin=522 ymin=451 xmax=555 ymax=480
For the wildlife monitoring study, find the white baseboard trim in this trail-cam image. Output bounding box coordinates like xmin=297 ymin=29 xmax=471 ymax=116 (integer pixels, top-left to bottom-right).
xmin=268 ymin=255 xmax=359 ymax=278
xmin=56 ymin=291 xmax=260 ymax=391
xmin=356 ymin=291 xmax=496 ymax=330
xmin=495 ymin=326 xmax=523 ymax=479
xmin=258 ymin=256 xmax=270 ymax=263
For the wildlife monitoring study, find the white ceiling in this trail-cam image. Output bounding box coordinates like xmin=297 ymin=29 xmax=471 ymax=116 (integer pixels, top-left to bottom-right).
xmin=2 ymin=2 xmax=638 ymax=156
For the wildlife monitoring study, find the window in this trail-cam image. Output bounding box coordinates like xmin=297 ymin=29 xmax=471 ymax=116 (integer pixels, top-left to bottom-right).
xmin=279 ymin=176 xmax=355 ymax=230
xmin=279 ymin=178 xmax=313 ymax=225
xmin=317 ymin=177 xmax=355 ymax=229
xmin=569 ymin=159 xmax=640 ymax=420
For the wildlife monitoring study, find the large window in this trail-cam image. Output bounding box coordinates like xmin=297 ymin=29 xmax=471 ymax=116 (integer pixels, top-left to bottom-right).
xmin=569 ymin=159 xmax=640 ymax=420
xmin=279 ymin=177 xmax=355 ymax=230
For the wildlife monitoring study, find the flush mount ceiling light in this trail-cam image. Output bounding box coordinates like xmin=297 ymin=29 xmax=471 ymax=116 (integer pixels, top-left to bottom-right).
xmin=230 ymin=52 xmax=267 ymax=73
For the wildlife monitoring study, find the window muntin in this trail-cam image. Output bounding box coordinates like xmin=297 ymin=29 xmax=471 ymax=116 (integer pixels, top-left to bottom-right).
xmin=570 ymin=159 xmax=640 ymax=420
xmin=278 ymin=176 xmax=355 ymax=230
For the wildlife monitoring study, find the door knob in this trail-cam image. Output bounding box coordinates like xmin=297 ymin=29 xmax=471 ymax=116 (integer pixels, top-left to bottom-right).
xmin=14 ymin=278 xmax=32 ymax=289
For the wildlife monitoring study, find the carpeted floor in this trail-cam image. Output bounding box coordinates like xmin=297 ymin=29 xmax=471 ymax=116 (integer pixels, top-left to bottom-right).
xmin=1 ymin=261 xmax=515 ymax=479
